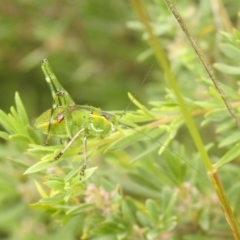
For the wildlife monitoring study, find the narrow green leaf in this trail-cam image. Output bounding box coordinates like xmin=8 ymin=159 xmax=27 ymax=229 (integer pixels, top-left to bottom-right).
xmin=26 ymin=125 xmax=41 ymax=144
xmin=0 ymin=131 xmax=9 ymax=140
xmin=39 ymin=194 xmax=66 ymax=203
xmin=220 ymin=43 xmax=240 ymax=61
xmin=10 ymin=106 xmax=21 ymax=126
xmin=158 ymin=132 xmax=176 ymax=155
xmin=130 ymin=143 xmax=159 ymax=164
xmin=6 ymin=114 xmax=19 ymax=133
xmin=7 ymin=157 xmax=29 ymax=168
xmin=28 ymin=144 xmax=61 ymax=152
xmin=24 ymin=158 xmax=59 ymax=174
xmin=219 ymin=31 xmax=234 ymax=42
xmin=127 ymin=92 xmax=154 ymax=117
xmin=146 ymin=229 xmax=161 ymax=240
xmin=136 ymin=211 xmax=149 ymax=227
xmin=146 ymin=199 xmax=159 ymax=223
xmin=214 ymin=63 xmax=240 ymax=75
xmin=199 ymin=206 xmax=210 ymax=231
xmin=218 ymin=131 xmax=240 ymax=148
xmin=9 ymin=134 xmax=31 ymax=144
xmin=162 ymin=190 xmax=178 ymax=219
xmin=64 ymin=190 xmax=73 ymax=202
xmin=215 ymin=142 xmax=240 ymax=169
xmin=0 ymin=110 xmax=16 ymax=134
xmin=64 ymin=163 xmax=82 ymax=182
xmin=121 ymin=199 xmax=136 ymax=224
xmin=66 ymin=202 xmax=95 ymax=215
xmin=80 ymin=167 xmax=98 ymax=181
xmin=34 ymin=180 xmax=48 ymax=198
xmin=44 ymin=180 xmax=64 ymax=190
xmin=108 ymin=129 xmax=146 ymax=150
xmin=216 ymin=120 xmax=235 ymax=133
xmin=203 ymin=109 xmax=227 ymax=126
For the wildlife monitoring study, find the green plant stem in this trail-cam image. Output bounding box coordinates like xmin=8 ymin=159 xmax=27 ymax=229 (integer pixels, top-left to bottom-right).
xmin=130 ymin=0 xmax=240 ymax=238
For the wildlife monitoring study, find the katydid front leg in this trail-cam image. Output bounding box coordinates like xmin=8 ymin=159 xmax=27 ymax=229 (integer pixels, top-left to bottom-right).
xmin=44 ymin=90 xmax=65 ymax=146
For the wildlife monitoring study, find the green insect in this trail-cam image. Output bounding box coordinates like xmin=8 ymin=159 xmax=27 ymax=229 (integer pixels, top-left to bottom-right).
xmin=35 ymin=59 xmax=123 ymax=177
xmin=35 ymin=59 xmax=206 ymax=181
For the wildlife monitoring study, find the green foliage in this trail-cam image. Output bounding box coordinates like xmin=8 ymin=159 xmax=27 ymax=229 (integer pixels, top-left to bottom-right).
xmin=1 ymin=0 xmax=240 ymax=239
xmin=1 ymin=63 xmax=240 ymax=239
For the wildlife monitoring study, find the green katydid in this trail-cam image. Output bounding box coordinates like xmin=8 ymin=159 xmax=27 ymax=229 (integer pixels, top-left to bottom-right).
xmin=35 ymin=59 xmax=208 ymax=181
xmin=35 ymin=59 xmax=121 ymax=177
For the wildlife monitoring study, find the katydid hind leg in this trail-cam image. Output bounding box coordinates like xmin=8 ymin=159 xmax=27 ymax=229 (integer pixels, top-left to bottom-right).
xmin=54 ymin=127 xmax=86 ymax=161
xmin=80 ymin=134 xmax=88 ymax=177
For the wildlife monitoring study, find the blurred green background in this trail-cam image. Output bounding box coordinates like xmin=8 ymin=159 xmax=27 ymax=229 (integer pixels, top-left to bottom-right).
xmin=0 ymin=0 xmax=155 ymax=119
xmin=0 ymin=1 xmax=156 ymax=239
xmin=1 ymin=0 xmax=240 ymax=239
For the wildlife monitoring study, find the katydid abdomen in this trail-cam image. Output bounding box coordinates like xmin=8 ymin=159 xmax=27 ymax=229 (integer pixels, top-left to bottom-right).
xmin=35 ymin=105 xmax=117 ymax=139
